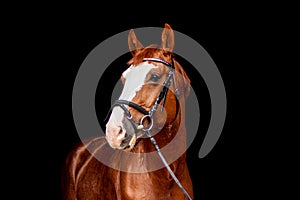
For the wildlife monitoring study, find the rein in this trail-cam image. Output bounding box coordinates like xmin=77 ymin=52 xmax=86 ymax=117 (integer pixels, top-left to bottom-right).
xmin=107 ymin=57 xmax=192 ymax=200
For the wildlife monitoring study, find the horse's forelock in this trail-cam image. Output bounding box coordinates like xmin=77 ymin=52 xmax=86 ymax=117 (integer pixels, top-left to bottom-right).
xmin=127 ymin=45 xmax=173 ymax=66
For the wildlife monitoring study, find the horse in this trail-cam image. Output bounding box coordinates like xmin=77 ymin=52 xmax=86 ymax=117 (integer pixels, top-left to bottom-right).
xmin=62 ymin=23 xmax=194 ymax=200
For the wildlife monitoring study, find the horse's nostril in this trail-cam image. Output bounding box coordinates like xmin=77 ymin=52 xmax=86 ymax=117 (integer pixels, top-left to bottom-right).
xmin=120 ymin=133 xmax=132 ymax=148
xmin=118 ymin=127 xmax=123 ymax=135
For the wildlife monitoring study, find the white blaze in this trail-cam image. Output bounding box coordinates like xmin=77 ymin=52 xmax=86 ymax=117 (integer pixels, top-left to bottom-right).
xmin=106 ymin=62 xmax=158 ymax=130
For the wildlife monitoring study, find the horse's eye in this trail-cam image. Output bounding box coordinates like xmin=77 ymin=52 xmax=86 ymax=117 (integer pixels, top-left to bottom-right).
xmin=149 ymin=74 xmax=161 ymax=82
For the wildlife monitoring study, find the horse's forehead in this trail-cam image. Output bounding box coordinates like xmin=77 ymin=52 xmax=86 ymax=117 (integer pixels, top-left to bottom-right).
xmin=122 ymin=62 xmax=158 ymax=80
xmin=119 ymin=62 xmax=158 ymax=101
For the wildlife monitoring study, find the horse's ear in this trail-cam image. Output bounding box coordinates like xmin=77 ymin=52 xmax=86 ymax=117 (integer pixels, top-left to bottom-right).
xmin=161 ymin=23 xmax=175 ymax=52
xmin=128 ymin=29 xmax=144 ymax=56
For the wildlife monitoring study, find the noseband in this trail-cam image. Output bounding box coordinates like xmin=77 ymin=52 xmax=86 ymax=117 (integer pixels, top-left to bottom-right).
xmin=109 ymin=57 xmax=180 ymax=135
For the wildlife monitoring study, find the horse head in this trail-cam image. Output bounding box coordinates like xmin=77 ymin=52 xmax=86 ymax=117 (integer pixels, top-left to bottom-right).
xmin=105 ymin=23 xmax=190 ymax=151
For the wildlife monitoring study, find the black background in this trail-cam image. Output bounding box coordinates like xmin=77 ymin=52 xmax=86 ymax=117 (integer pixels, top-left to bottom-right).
xmin=8 ymin=3 xmax=294 ymax=200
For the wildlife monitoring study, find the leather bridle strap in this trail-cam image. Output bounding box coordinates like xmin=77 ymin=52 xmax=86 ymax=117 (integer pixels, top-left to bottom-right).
xmin=114 ymin=100 xmax=149 ymax=116
xmin=108 ymin=102 xmax=141 ymax=133
xmin=143 ymin=57 xmax=173 ymax=68
xmin=146 ymin=130 xmax=192 ymax=200
xmin=113 ymin=57 xmax=178 ymax=119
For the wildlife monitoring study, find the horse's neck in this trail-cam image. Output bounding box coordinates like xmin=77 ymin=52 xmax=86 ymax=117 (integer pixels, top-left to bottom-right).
xmin=131 ymin=113 xmax=187 ymax=164
xmin=118 ymin=132 xmax=188 ymax=199
xmin=134 ymin=113 xmax=184 ymax=153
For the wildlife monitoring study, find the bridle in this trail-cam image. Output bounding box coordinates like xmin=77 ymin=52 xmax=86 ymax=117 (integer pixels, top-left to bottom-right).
xmin=106 ymin=57 xmax=192 ymax=200
xmin=110 ymin=57 xmax=180 ymax=135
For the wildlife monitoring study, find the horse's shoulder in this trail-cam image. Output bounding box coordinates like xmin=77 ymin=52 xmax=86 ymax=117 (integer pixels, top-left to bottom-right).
xmin=64 ymin=136 xmax=107 ymax=172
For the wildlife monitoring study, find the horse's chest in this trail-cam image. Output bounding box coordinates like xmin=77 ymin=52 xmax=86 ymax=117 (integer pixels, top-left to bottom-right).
xmin=118 ymin=172 xmax=170 ymax=200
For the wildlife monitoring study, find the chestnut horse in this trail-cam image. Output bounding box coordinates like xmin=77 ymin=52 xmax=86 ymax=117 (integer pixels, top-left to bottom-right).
xmin=62 ymin=23 xmax=194 ymax=200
